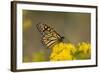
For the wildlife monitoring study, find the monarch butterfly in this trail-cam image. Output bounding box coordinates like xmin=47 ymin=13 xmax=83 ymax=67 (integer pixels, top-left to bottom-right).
xmin=36 ymin=23 xmax=64 ymax=48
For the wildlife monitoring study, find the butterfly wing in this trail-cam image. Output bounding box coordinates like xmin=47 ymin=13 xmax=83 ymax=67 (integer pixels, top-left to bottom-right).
xmin=37 ymin=23 xmax=63 ymax=48
xmin=42 ymin=30 xmax=61 ymax=48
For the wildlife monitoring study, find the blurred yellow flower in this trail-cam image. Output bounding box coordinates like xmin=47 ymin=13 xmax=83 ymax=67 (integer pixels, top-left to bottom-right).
xmin=50 ymin=42 xmax=91 ymax=61
xmin=32 ymin=51 xmax=46 ymax=62
xmin=76 ymin=42 xmax=91 ymax=59
xmin=23 ymin=19 xmax=32 ymax=30
xmin=50 ymin=42 xmax=76 ymax=61
xmin=78 ymin=42 xmax=91 ymax=54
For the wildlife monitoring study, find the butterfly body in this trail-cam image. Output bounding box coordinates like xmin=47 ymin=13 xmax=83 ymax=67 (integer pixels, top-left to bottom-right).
xmin=37 ymin=23 xmax=64 ymax=48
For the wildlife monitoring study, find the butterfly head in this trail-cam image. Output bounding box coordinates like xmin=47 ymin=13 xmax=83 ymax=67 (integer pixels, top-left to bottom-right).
xmin=59 ymin=36 xmax=64 ymax=42
xmin=61 ymin=36 xmax=64 ymax=40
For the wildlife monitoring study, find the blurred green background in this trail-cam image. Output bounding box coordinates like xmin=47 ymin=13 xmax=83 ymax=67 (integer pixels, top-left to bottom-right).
xmin=22 ymin=10 xmax=91 ymax=62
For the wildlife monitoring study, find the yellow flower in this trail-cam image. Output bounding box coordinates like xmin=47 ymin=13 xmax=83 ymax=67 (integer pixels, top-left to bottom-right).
xmin=32 ymin=51 xmax=46 ymax=62
xmin=64 ymin=43 xmax=76 ymax=54
xmin=78 ymin=42 xmax=91 ymax=55
xmin=52 ymin=42 xmax=64 ymax=53
xmin=23 ymin=18 xmax=32 ymax=31
xmin=50 ymin=42 xmax=91 ymax=61
xmin=59 ymin=49 xmax=73 ymax=60
xmin=76 ymin=42 xmax=91 ymax=59
xmin=50 ymin=42 xmax=76 ymax=61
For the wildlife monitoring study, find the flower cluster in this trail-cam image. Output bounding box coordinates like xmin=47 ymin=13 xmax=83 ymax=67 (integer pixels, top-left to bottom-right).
xmin=75 ymin=42 xmax=91 ymax=59
xmin=50 ymin=42 xmax=91 ymax=61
